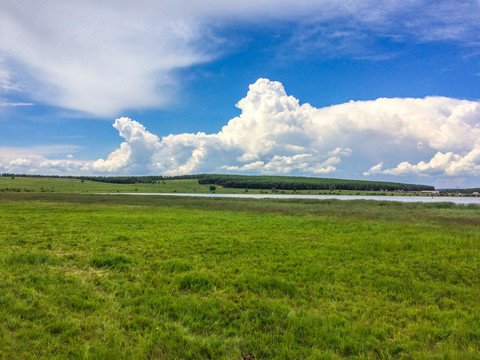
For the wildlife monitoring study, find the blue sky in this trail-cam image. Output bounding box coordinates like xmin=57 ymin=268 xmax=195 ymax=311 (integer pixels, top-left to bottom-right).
xmin=1 ymin=0 xmax=480 ymax=188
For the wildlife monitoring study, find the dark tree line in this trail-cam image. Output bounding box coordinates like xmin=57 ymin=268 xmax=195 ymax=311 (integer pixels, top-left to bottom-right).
xmin=197 ymin=174 xmax=435 ymax=191
xmin=0 ymin=173 xmax=194 ymax=184
xmin=442 ymin=188 xmax=480 ymax=194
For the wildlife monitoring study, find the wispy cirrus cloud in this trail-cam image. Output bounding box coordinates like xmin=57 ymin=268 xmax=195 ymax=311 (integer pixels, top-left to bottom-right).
xmin=0 ymin=1 xmax=479 ymax=116
xmin=0 ymin=58 xmax=22 ymax=95
xmin=283 ymin=0 xmax=480 ymax=61
xmin=0 ymin=68 xmax=16 ymax=93
xmin=0 ymin=99 xmax=33 ymax=107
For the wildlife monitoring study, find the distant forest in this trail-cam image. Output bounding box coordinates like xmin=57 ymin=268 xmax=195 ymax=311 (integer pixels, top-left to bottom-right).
xmin=442 ymin=188 xmax=480 ymax=194
xmin=196 ymin=174 xmax=434 ymax=191
xmin=1 ymin=173 xmax=435 ymax=191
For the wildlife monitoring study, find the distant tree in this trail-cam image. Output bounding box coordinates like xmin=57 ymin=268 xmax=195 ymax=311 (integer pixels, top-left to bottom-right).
xmin=209 ymin=185 xmax=216 ymax=192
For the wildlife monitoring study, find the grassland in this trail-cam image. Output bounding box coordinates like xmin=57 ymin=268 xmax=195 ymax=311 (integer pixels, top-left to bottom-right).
xmin=0 ymin=176 xmax=435 ymax=197
xmin=1 ymin=174 xmax=435 ymax=192
xmin=1 ymin=186 xmax=480 ymax=359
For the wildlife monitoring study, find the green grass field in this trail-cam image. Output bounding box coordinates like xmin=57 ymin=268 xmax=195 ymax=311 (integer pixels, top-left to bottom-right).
xmin=0 ymin=176 xmax=435 ymax=196
xmin=1 ymin=184 xmax=480 ymax=359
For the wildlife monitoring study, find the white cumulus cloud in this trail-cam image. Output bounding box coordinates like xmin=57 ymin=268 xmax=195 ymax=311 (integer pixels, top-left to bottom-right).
xmin=1 ymin=78 xmax=480 ymax=187
xmin=367 ymin=148 xmax=480 ymax=177
xmin=88 ymin=78 xmax=480 ymax=180
xmin=0 ymin=145 xmax=88 ymax=174
xmin=92 ymin=118 xmax=161 ymax=172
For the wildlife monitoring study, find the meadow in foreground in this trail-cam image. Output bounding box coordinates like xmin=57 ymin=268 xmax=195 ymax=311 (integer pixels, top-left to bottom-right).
xmin=0 ymin=192 xmax=479 ymax=359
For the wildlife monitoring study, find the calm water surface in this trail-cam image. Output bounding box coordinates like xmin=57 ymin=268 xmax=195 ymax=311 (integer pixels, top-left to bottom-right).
xmin=100 ymin=193 xmax=480 ymax=205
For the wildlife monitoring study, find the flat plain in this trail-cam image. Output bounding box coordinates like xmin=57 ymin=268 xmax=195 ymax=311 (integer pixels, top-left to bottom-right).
xmin=0 ymin=178 xmax=479 ymax=359
xmin=0 ymin=176 xmax=429 ymax=196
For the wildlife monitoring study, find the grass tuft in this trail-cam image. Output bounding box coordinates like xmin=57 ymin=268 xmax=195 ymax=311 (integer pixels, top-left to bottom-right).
xmin=176 ymin=272 xmax=216 ymax=292
xmin=90 ymin=252 xmax=131 ymax=269
xmin=161 ymin=259 xmax=193 ymax=273
xmin=4 ymin=251 xmax=56 ymax=266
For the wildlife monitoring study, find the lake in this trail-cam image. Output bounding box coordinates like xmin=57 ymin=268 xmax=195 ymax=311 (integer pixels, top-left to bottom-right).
xmin=100 ymin=193 xmax=480 ymax=205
